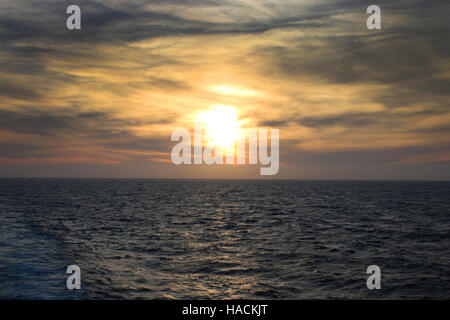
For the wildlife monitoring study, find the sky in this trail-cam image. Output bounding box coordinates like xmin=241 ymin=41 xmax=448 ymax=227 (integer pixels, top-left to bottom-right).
xmin=0 ymin=0 xmax=449 ymax=179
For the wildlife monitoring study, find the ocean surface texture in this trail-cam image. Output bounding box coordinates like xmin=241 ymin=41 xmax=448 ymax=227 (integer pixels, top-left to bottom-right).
xmin=0 ymin=179 xmax=449 ymax=299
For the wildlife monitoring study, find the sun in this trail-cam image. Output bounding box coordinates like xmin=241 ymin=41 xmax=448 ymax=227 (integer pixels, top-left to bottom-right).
xmin=195 ymin=106 xmax=242 ymax=151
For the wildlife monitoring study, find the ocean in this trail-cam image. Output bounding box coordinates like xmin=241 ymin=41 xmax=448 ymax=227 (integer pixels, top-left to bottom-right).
xmin=0 ymin=179 xmax=449 ymax=299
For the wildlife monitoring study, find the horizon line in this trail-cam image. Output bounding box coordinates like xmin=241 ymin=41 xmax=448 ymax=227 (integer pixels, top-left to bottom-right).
xmin=0 ymin=177 xmax=449 ymax=182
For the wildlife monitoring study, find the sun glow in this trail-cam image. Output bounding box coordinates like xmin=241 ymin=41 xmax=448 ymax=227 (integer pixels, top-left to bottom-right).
xmin=195 ymin=106 xmax=242 ymax=151
xmin=211 ymin=85 xmax=256 ymax=97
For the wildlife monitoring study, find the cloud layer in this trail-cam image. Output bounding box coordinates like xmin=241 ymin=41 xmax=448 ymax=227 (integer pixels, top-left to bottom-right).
xmin=0 ymin=0 xmax=449 ymax=179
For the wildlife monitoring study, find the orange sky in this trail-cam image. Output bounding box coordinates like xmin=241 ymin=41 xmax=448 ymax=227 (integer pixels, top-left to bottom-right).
xmin=0 ymin=0 xmax=449 ymax=179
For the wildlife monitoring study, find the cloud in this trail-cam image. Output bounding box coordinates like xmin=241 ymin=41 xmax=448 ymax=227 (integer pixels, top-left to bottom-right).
xmin=0 ymin=0 xmax=449 ymax=178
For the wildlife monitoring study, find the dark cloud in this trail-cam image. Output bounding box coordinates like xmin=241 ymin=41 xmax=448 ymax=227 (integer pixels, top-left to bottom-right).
xmin=147 ymin=77 xmax=191 ymax=91
xmin=256 ymin=35 xmax=449 ymax=108
xmin=283 ymin=143 xmax=450 ymax=166
xmin=260 ymin=107 xmax=448 ymax=131
xmin=0 ymin=0 xmax=352 ymax=49
xmin=0 ymin=79 xmax=42 ymax=100
xmin=0 ymin=107 xmax=174 ymax=156
xmin=0 ymin=142 xmax=46 ymax=159
xmin=249 ymin=1 xmax=450 ymax=111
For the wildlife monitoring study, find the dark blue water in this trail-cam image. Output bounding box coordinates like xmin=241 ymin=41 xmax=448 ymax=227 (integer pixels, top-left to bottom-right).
xmin=0 ymin=179 xmax=449 ymax=299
